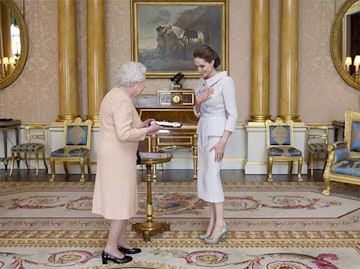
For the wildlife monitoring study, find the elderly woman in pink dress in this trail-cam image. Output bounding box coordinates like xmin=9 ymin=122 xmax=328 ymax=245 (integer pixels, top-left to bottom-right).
xmin=92 ymin=62 xmax=162 ymax=265
xmin=193 ymin=45 xmax=238 ymax=245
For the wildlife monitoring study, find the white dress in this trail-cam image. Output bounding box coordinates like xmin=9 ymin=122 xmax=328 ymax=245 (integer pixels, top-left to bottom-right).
xmin=194 ymin=71 xmax=238 ymax=203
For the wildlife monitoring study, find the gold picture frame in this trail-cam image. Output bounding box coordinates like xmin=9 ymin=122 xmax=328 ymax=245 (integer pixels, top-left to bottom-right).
xmin=131 ymin=0 xmax=228 ymax=79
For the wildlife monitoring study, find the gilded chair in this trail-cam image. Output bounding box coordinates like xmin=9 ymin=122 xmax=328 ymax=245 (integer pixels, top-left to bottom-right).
xmin=49 ymin=117 xmax=92 ymax=183
xmin=322 ymin=110 xmax=360 ymax=195
xmin=265 ymin=117 xmax=303 ymax=182
xmin=9 ymin=124 xmax=48 ymax=176
xmin=307 ymin=125 xmax=329 ymax=177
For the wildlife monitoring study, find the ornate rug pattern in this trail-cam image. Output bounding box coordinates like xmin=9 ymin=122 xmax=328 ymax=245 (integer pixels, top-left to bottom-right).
xmin=0 ymin=181 xmax=359 ymax=269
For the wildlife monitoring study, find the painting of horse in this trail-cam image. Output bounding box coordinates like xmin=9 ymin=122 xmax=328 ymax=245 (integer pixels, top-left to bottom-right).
xmin=155 ymin=24 xmax=209 ymax=61
xmin=131 ymin=0 xmax=227 ymax=78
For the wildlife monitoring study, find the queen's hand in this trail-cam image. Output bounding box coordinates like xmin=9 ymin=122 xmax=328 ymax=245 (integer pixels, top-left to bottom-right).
xmin=143 ymin=118 xmax=155 ymax=127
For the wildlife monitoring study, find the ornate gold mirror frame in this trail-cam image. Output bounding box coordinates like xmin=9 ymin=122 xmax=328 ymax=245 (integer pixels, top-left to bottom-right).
xmin=330 ymin=0 xmax=360 ymax=90
xmin=0 ymin=0 xmax=28 ymax=89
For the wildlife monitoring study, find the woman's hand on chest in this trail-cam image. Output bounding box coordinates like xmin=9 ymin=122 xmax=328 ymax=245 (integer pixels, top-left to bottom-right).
xmin=196 ymin=88 xmax=214 ymax=104
xmin=205 ymin=88 xmax=223 ymax=107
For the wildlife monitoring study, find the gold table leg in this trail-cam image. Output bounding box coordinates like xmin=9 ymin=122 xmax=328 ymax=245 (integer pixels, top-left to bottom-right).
xmin=132 ymin=163 xmax=170 ymax=241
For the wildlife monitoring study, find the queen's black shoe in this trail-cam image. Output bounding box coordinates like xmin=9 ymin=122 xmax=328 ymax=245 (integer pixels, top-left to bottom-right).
xmin=102 ymin=251 xmax=132 ymax=264
xmin=118 ymin=246 xmax=142 ymax=254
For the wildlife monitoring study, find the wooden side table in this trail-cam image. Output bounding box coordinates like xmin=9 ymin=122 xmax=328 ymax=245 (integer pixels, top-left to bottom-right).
xmin=132 ymin=152 xmax=172 ymax=241
xmin=136 ymin=94 xmax=198 ymax=179
xmin=0 ymin=119 xmax=21 ymax=171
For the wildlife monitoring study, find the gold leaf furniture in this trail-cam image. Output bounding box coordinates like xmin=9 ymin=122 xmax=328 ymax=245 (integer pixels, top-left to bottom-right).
xmin=322 ymin=110 xmax=360 ymax=195
xmin=265 ymin=117 xmax=303 ymax=182
xmin=49 ymin=117 xmax=93 ymax=183
xmin=132 ymin=152 xmax=172 ymax=241
xmin=10 ymin=124 xmax=48 ymax=176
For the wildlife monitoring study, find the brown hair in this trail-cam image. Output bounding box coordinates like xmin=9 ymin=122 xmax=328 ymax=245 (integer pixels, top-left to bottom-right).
xmin=193 ymin=45 xmax=221 ymax=68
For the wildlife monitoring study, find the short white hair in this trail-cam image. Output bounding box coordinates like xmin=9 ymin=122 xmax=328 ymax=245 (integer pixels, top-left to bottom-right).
xmin=116 ymin=62 xmax=147 ymax=87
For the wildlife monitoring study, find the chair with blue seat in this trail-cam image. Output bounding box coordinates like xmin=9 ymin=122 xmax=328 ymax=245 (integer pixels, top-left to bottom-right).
xmin=322 ymin=110 xmax=360 ymax=195
xmin=265 ymin=117 xmax=303 ymax=182
xmin=49 ymin=117 xmax=93 ymax=183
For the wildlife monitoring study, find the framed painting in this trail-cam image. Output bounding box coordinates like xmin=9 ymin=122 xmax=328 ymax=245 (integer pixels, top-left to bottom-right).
xmin=131 ymin=0 xmax=228 ymax=78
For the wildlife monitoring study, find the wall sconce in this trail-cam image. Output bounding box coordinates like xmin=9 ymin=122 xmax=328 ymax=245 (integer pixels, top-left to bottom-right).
xmin=1 ymin=57 xmax=10 ymax=75
xmin=344 ymin=55 xmax=360 ymax=77
xmin=2 ymin=57 xmax=16 ymax=65
xmin=354 ymin=55 xmax=360 ymax=73
xmin=2 ymin=57 xmax=9 ymax=65
xmin=353 ymin=55 xmax=360 ymax=82
xmin=345 ymin=57 xmax=352 ymax=72
xmin=1 ymin=57 xmax=16 ymax=75
xmin=9 ymin=57 xmax=16 ymax=65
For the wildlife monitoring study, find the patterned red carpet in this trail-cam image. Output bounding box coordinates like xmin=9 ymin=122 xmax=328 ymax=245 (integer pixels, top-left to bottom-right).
xmin=0 ymin=181 xmax=359 ymax=268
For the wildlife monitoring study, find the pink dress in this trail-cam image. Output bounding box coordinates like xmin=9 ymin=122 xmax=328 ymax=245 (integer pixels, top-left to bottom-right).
xmin=92 ymin=88 xmax=147 ymax=220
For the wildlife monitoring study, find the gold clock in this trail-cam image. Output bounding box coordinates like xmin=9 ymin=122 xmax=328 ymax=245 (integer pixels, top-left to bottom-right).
xmin=158 ymin=90 xmax=195 ymax=106
xmin=172 ymin=94 xmax=181 ymax=104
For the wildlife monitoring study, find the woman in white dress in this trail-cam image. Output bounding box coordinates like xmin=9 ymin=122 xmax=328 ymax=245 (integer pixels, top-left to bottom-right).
xmin=92 ymin=62 xmax=162 ymax=264
xmin=193 ymin=45 xmax=238 ymax=244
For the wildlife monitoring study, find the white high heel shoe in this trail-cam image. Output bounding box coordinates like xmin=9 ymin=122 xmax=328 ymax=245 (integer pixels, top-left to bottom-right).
xmin=199 ymin=233 xmax=211 ymax=240
xmin=204 ymin=223 xmax=228 ymax=244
